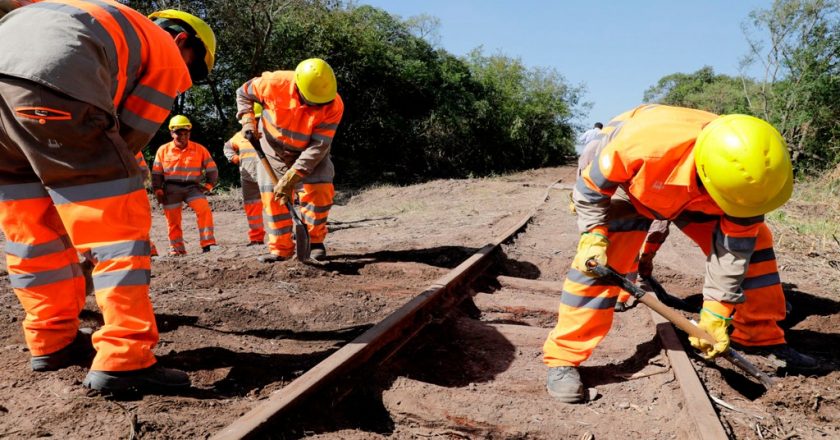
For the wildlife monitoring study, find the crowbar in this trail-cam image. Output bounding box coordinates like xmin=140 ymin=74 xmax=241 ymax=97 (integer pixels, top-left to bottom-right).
xmin=587 ymin=261 xmax=776 ymax=388
xmin=245 ymin=132 xmax=311 ymax=262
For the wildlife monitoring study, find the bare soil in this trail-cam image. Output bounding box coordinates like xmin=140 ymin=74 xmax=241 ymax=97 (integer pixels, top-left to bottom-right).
xmin=0 ymin=166 xmax=837 ymax=439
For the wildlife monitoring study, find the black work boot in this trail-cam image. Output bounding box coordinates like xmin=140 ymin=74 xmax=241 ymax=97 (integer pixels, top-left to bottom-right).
xmin=31 ymin=328 xmax=95 ymax=372
xmin=546 ymin=366 xmax=584 ymax=403
xmin=83 ymin=364 xmax=191 ymax=394
xmin=310 ymin=243 xmax=327 ymax=261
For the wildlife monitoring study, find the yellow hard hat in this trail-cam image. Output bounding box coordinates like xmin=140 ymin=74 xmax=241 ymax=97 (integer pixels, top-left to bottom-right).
xmin=695 ymin=114 xmax=793 ymax=218
xmin=294 ymin=58 xmax=337 ymax=104
xmin=253 ymin=103 xmax=263 ymax=118
xmin=168 ymin=115 xmax=192 ymax=131
xmin=149 ymin=9 xmax=216 ymax=81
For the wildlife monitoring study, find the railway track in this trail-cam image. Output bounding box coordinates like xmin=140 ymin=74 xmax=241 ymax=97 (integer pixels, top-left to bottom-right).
xmin=212 ymin=182 xmax=730 ymax=440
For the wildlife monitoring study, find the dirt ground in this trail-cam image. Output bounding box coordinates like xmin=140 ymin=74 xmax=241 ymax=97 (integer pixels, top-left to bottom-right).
xmin=0 ymin=166 xmax=837 ymax=439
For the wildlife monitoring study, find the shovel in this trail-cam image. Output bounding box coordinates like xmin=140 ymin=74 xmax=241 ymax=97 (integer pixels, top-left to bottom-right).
xmin=245 ymin=132 xmax=311 ymax=262
xmin=587 ymin=261 xmax=777 ymax=388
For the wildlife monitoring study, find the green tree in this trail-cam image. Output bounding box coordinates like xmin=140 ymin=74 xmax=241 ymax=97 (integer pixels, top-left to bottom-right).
xmin=643 ymin=66 xmax=755 ymax=115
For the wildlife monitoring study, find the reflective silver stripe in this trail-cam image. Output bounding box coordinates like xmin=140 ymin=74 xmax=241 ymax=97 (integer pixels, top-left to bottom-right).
xmin=316 ymin=123 xmax=338 ymax=131
xmin=244 ymin=197 xmax=262 ymax=204
xmin=247 ymin=215 xmax=262 ymax=221
xmin=300 ymin=202 xmax=332 ymax=214
xmin=264 ymin=213 xmax=292 ymax=223
xmin=311 ymin=133 xmax=333 ymax=144
xmin=575 ymin=178 xmax=609 ymax=203
xmin=259 ymin=185 xmax=275 ymax=193
xmin=185 ymin=194 xmax=206 ymax=203
xmin=750 ymin=248 xmax=776 ymax=263
xmin=166 ymin=176 xmax=201 ymax=183
xmin=8 ymin=264 xmax=80 ymax=288
xmin=130 ymin=84 xmax=175 ymax=109
xmin=589 ymin=157 xmax=619 ymax=190
xmin=742 ymin=273 xmax=781 ymax=290
xmin=715 ymin=230 xmax=756 ymax=252
xmin=302 ymin=213 xmax=328 ymax=226
xmin=5 ymin=236 xmax=72 ymax=258
xmin=163 ymin=203 xmax=182 ymax=210
xmin=267 ymin=226 xmax=293 ymax=235
xmin=559 ymin=290 xmax=617 ymax=310
xmin=566 ymin=269 xmax=612 ymax=286
xmin=199 ymin=227 xmax=214 ymax=234
xmin=202 ymin=159 xmax=215 ymax=166
xmin=608 ymin=217 xmax=652 ymax=232
xmin=724 ymin=215 xmax=765 ymax=226
xmin=120 ymin=108 xmax=160 ymax=135
xmin=163 ymin=167 xmax=203 ymax=173
xmin=169 ymin=238 xmax=185 ymax=245
xmin=92 ymin=269 xmax=150 ymax=288
xmin=0 ymin=182 xmax=49 ymax=201
xmin=48 ymin=175 xmax=144 ymax=205
xmin=91 ymin=241 xmax=149 ymax=261
xmin=279 ymin=127 xmax=311 ymax=142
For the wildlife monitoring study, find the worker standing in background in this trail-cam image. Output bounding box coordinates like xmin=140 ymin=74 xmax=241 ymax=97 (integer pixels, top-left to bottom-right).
xmin=236 ymin=58 xmax=344 ymax=262
xmin=135 ymin=152 xmax=159 ymax=257
xmin=0 ymin=1 xmax=215 ymax=393
xmin=224 ymin=103 xmax=265 ymax=245
xmin=576 ymin=122 xmax=602 ymax=156
xmin=152 ymin=115 xmax=218 ymax=255
xmin=544 ymin=104 xmax=814 ymax=404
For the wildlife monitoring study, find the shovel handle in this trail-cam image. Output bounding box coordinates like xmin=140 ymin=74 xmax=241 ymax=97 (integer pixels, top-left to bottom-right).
xmin=245 ymin=132 xmax=279 ymax=184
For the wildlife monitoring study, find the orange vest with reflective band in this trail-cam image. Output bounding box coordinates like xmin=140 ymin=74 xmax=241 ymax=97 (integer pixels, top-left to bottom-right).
xmin=0 ymin=0 xmax=191 ymax=149
xmin=152 ymin=141 xmax=217 ymax=184
xmin=240 ymin=71 xmax=343 ymax=171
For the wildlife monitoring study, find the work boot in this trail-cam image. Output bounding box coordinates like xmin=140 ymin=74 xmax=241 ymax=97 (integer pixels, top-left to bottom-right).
xmin=202 ymin=245 xmax=215 ymax=253
xmin=31 ymin=328 xmax=95 ymax=372
xmin=734 ymin=343 xmax=818 ymax=371
xmin=257 ymin=254 xmax=291 ymax=263
xmin=83 ymin=364 xmax=191 ymax=394
xmin=546 ymin=366 xmax=584 ymax=403
xmin=310 ymin=243 xmax=327 ymax=261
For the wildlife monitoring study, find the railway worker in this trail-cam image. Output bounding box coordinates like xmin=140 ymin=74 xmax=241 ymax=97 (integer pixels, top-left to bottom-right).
xmin=544 ymin=104 xmax=813 ymax=403
xmin=135 ymin=152 xmax=159 ymax=257
xmin=235 ymin=58 xmax=344 ymax=262
xmin=0 ymin=2 xmax=215 ymax=393
xmin=223 ymin=103 xmax=266 ymax=246
xmin=152 ymin=115 xmax=219 ymax=255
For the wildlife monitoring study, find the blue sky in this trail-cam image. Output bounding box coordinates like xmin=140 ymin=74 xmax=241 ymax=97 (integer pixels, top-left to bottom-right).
xmin=359 ymin=0 xmax=770 ymax=131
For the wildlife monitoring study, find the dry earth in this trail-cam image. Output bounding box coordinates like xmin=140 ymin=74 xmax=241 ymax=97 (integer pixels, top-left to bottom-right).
xmin=0 ymin=166 xmax=837 ymax=439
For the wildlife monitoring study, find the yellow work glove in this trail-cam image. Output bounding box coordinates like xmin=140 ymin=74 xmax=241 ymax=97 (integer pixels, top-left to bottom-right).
xmin=568 ymin=192 xmax=576 ymax=215
xmin=239 ymin=112 xmax=259 ymax=140
xmin=274 ymin=169 xmax=303 ymax=204
xmin=689 ymin=301 xmax=734 ymax=359
xmin=571 ymin=229 xmax=609 ymax=276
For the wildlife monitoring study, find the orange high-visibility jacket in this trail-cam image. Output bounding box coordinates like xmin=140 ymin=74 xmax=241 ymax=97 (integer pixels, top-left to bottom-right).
xmin=223 ymin=132 xmax=259 ymax=182
xmin=0 ymin=0 xmax=192 ymax=152
xmin=574 ymin=104 xmax=767 ymax=303
xmin=151 ymin=141 xmax=218 ymax=190
xmin=235 ymin=71 xmax=344 ymax=177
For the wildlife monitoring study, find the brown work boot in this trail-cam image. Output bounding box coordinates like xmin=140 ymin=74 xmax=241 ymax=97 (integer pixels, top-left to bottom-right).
xmin=310 ymin=243 xmax=327 ymax=261
xmin=257 ymin=254 xmax=291 ymax=263
xmin=31 ymin=328 xmax=95 ymax=372
xmin=83 ymin=364 xmax=190 ymax=395
xmin=546 ymin=366 xmax=584 ymax=403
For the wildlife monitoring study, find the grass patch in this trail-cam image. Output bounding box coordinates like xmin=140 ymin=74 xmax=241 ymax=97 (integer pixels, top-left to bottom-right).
xmin=768 ymin=166 xmax=840 ymax=253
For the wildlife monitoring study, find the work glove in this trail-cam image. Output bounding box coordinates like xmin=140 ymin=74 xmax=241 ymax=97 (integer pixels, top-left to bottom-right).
xmin=274 ymin=168 xmax=303 ymax=204
xmin=568 ymin=192 xmax=576 ymax=215
xmin=638 ymin=252 xmax=655 ymax=279
xmin=230 ymin=154 xmax=240 ymax=166
xmin=571 ymin=229 xmax=609 ymax=276
xmin=240 ymin=112 xmax=259 ymax=140
xmin=689 ymin=301 xmax=734 ymax=359
xmin=154 ymin=189 xmax=165 ymax=205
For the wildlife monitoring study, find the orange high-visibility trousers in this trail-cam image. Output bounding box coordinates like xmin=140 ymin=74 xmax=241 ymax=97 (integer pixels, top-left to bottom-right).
xmin=675 ymin=220 xmax=786 ymax=346
xmin=259 ymin=183 xmax=334 ymax=257
xmin=242 ymin=178 xmax=264 ymax=243
xmin=162 ymin=184 xmax=215 ymax=253
xmin=0 ymin=78 xmax=157 ymax=372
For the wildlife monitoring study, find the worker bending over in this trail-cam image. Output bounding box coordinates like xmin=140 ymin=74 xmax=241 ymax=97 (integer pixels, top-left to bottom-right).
xmin=0 ymin=2 xmax=215 ymax=393
xmin=544 ymin=104 xmax=808 ymax=403
xmin=236 ymin=58 xmax=344 ymax=262
xmin=152 ymin=115 xmax=218 ymax=254
xmin=224 ymin=103 xmax=265 ymax=245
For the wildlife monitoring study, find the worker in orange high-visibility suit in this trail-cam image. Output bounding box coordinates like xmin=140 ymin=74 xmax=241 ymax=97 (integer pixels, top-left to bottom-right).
xmin=134 ymin=152 xmax=159 ymax=257
xmin=0 ymin=2 xmax=215 ymax=394
xmin=224 ymin=103 xmax=265 ymax=245
xmin=236 ymin=58 xmax=344 ymax=262
xmin=544 ymin=104 xmax=811 ymax=403
xmin=152 ymin=115 xmax=219 ymax=255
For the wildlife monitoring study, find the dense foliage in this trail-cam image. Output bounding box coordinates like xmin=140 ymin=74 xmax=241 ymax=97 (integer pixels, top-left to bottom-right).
xmin=129 ymin=0 xmax=584 ymax=187
xmin=644 ymin=0 xmax=840 ymax=175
